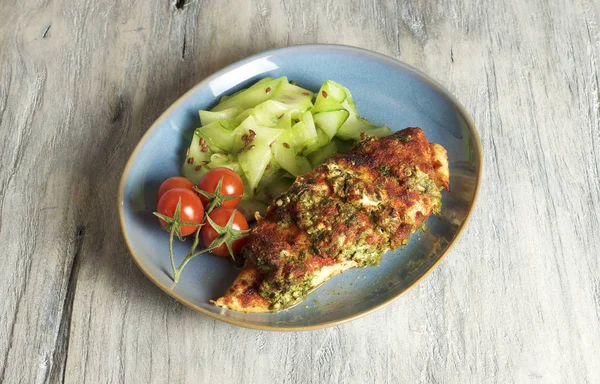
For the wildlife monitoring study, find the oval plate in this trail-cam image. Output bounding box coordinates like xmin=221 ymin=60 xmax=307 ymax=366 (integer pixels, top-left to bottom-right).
xmin=118 ymin=44 xmax=481 ymax=331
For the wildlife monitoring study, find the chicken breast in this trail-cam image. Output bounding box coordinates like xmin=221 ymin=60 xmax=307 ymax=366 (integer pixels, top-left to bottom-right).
xmin=213 ymin=127 xmax=449 ymax=312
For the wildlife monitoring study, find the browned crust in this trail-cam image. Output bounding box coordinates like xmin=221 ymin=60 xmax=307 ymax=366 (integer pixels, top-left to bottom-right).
xmin=429 ymin=142 xmax=450 ymax=190
xmin=214 ymin=128 xmax=449 ymax=312
xmin=211 ymin=261 xmax=271 ymax=312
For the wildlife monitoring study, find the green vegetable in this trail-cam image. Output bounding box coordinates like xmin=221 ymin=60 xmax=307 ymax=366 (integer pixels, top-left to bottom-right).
xmin=182 ymin=132 xmax=212 ymax=183
xmin=199 ymin=107 xmax=242 ymax=126
xmin=307 ymin=140 xmax=339 ymax=168
xmin=182 ymin=77 xmax=392 ymax=219
xmin=196 ymin=121 xmax=236 ymax=152
xmin=212 ymin=77 xmax=285 ymax=112
xmin=271 ymin=129 xmax=298 ymax=176
xmin=270 ymin=81 xmax=314 ymax=112
xmin=295 ymin=156 xmax=312 ymax=175
xmin=313 ymin=110 xmax=349 ymax=139
xmin=302 ymin=128 xmax=330 ymax=155
xmin=238 ymin=143 xmax=272 ymax=194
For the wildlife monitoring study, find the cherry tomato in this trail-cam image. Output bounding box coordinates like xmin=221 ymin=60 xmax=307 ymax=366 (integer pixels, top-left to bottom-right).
xmin=157 ymin=176 xmax=195 ymax=202
xmin=197 ymin=168 xmax=244 ymax=208
xmin=157 ymin=188 xmax=204 ymax=236
xmin=202 ymin=207 xmax=248 ymax=257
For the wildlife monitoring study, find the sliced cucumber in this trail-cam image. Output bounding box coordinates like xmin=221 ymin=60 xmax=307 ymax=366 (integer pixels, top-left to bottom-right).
xmin=238 ymin=143 xmax=273 ymax=193
xmin=252 ymin=100 xmax=294 ymax=129
xmin=270 ymin=81 xmax=314 ymax=112
xmin=302 ymin=128 xmax=330 ymax=155
xmin=196 ymin=121 xmax=236 ymax=152
xmin=291 ymin=111 xmax=322 ymax=154
xmin=212 ymin=77 xmax=286 ymax=112
xmin=295 ymin=156 xmax=312 ymax=175
xmin=183 ymin=76 xmax=390 ymax=218
xmin=271 ymin=130 xmax=298 ymax=176
xmin=312 ymin=80 xmax=392 ymax=141
xmin=364 ymin=126 xmax=393 ymax=138
xmin=275 ymin=111 xmax=292 ymax=130
xmin=311 ymin=100 xmax=346 ymax=114
xmin=290 ymin=122 xmax=313 ymax=151
xmin=231 ymin=116 xmax=282 ymax=154
xmin=182 ymin=132 xmax=212 ymax=183
xmin=209 ymin=152 xmax=234 ymax=167
xmin=255 ymin=175 xmax=294 ymax=203
xmin=341 ymin=92 xmax=358 ymax=114
xmin=313 ymin=109 xmax=349 ymax=139
xmin=337 ymin=115 xmax=392 ymax=141
xmin=333 ymin=137 xmax=355 ymax=153
xmin=307 ymin=140 xmax=339 ymax=167
xmin=199 ymin=107 xmax=242 ymax=126
xmin=299 ymin=111 xmax=317 ymax=138
xmin=314 ymin=80 xmax=347 ymax=104
xmin=231 ymin=108 xmax=253 ymax=126
xmin=218 ymin=162 xmax=242 ymax=175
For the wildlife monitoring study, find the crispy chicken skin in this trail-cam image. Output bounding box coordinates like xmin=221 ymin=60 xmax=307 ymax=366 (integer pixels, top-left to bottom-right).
xmin=213 ymin=127 xmax=449 ymax=312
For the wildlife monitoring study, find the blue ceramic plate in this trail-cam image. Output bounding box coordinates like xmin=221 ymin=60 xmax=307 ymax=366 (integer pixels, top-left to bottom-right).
xmin=118 ymin=44 xmax=481 ymax=330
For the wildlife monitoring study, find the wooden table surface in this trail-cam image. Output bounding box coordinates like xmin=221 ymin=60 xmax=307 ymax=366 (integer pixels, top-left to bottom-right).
xmin=1 ymin=0 xmax=599 ymax=383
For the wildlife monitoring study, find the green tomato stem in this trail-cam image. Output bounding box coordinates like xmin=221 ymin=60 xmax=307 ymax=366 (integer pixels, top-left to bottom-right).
xmin=169 ymin=225 xmax=176 ymax=280
xmin=173 ymin=227 xmax=205 ymax=283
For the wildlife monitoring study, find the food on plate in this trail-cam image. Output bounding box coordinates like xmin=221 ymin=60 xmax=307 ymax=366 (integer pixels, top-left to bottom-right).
xmin=155 ymin=188 xmax=204 ymax=237
xmin=181 ymin=77 xmax=392 ymax=220
xmin=157 ymin=176 xmax=195 ymax=201
xmin=153 ymin=78 xmax=449 ymax=303
xmin=212 ymin=127 xmax=449 ymax=312
xmin=153 ymin=168 xmax=248 ymax=283
xmin=201 ymin=207 xmax=249 ymax=258
xmin=196 ymin=168 xmax=244 ymax=210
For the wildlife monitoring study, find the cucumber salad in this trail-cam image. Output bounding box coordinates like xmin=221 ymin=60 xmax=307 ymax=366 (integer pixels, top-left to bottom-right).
xmin=182 ymin=77 xmax=392 ymax=219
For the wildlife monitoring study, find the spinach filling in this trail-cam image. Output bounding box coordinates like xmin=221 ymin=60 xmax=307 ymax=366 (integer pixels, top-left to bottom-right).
xmin=405 ymin=167 xmax=442 ymax=214
xmin=260 ymin=273 xmax=314 ymax=310
xmin=254 ymin=165 xmax=441 ymax=311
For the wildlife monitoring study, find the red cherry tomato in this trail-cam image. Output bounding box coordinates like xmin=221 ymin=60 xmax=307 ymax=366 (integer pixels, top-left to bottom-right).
xmin=156 ymin=188 xmax=204 ymax=236
xmin=202 ymin=207 xmax=248 ymax=257
xmin=157 ymin=176 xmax=195 ymax=202
xmin=197 ymin=168 xmax=244 ymax=208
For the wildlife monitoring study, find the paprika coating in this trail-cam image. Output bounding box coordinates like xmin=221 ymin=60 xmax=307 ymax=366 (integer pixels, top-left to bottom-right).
xmin=212 ymin=127 xmax=449 ymax=312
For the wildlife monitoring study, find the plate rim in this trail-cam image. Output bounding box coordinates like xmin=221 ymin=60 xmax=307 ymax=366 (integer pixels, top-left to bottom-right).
xmin=117 ymin=43 xmax=482 ymax=331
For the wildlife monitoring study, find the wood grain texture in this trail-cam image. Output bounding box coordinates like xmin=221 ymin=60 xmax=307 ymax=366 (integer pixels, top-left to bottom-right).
xmin=1 ymin=0 xmax=599 ymax=383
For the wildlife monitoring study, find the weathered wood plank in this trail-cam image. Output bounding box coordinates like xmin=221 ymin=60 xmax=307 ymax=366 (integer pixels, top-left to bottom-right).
xmin=0 ymin=0 xmax=599 ymax=383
